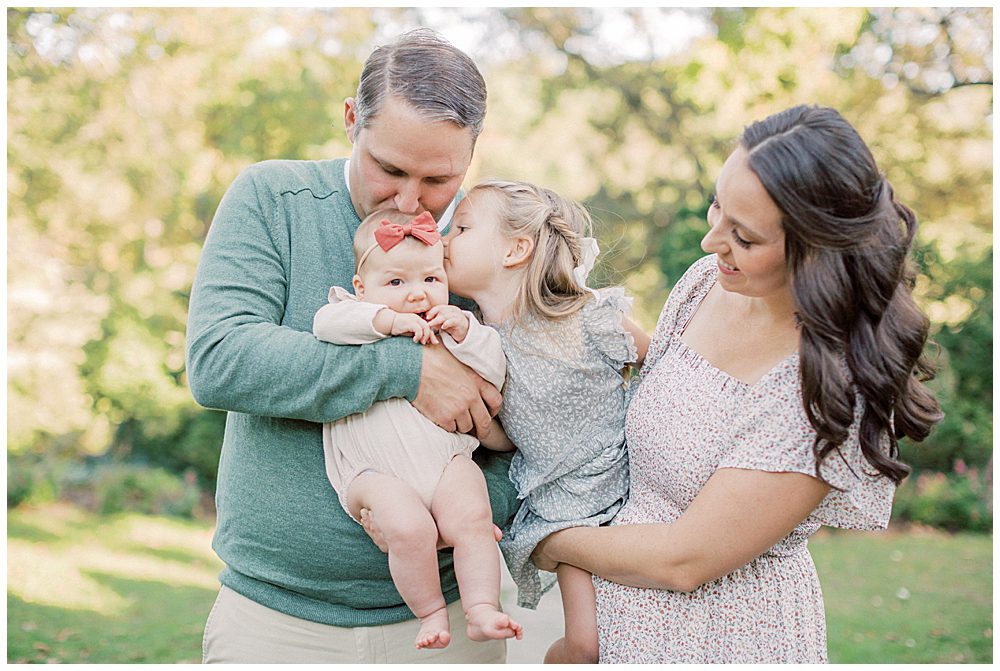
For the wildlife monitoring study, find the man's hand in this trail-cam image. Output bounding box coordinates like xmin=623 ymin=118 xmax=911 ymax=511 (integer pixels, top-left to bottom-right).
xmin=414 ymin=343 xmax=501 ymax=434
xmin=425 ymin=305 xmax=470 ymax=343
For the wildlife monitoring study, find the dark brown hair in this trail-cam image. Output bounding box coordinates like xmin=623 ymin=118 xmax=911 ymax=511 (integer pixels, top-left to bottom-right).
xmin=740 ymin=105 xmax=942 ymax=484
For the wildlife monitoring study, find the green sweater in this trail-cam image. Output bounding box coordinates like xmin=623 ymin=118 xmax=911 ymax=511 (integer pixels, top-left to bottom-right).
xmin=186 ymin=158 xmax=519 ymax=626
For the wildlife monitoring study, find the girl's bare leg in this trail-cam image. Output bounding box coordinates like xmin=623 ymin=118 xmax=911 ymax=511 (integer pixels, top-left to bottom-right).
xmin=543 ymin=563 xmax=600 ymax=663
xmin=431 ymin=456 xmax=523 ymax=643
xmin=348 ymin=472 xmax=450 ymax=650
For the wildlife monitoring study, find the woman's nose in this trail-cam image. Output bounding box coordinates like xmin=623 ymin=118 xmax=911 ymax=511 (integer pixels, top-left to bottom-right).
xmin=701 ymin=214 xmax=725 ymax=254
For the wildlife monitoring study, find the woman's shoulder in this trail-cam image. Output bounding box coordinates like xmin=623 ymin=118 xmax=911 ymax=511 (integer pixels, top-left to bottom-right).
xmin=672 ymin=255 xmax=719 ymax=305
xmin=642 ymin=256 xmax=719 ymax=366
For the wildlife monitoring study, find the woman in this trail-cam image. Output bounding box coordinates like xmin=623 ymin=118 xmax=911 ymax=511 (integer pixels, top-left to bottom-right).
xmin=532 ymin=105 xmax=942 ymax=663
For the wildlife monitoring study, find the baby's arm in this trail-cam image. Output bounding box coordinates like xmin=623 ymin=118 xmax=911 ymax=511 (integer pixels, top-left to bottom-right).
xmin=436 ymin=309 xmax=507 ymax=391
xmin=372 ymin=309 xmax=438 ymax=344
xmin=313 ymin=288 xmax=437 ymax=345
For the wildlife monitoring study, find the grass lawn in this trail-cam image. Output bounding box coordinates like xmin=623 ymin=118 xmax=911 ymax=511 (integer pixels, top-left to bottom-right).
xmin=813 ymin=527 xmax=993 ymax=663
xmin=6 ymin=503 xmax=993 ymax=663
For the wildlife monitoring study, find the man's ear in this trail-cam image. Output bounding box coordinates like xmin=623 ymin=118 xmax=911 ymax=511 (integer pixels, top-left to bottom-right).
xmin=344 ymin=97 xmax=358 ymax=144
xmin=503 ymin=235 xmax=535 ymax=269
xmin=352 ymin=274 xmax=365 ymax=298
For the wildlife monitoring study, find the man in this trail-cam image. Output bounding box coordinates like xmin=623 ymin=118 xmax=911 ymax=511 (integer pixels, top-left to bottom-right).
xmin=186 ymin=29 xmax=519 ymax=663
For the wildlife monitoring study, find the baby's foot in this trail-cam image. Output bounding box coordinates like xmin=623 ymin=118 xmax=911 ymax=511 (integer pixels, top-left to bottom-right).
xmin=465 ymin=603 xmax=524 ymax=642
xmin=415 ymin=606 xmax=451 ymax=650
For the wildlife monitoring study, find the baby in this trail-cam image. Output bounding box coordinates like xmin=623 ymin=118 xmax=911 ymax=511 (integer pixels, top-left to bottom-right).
xmin=312 ymin=209 xmax=522 ymax=650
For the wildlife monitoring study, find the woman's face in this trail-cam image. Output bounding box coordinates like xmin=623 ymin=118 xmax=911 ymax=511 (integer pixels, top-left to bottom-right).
xmin=701 ymin=147 xmax=790 ymax=300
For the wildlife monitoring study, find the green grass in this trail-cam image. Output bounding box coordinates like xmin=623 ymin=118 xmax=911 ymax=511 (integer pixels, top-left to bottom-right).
xmin=813 ymin=527 xmax=993 ymax=663
xmin=6 ymin=503 xmax=993 ymax=663
xmin=7 ymin=503 xmax=222 ymax=663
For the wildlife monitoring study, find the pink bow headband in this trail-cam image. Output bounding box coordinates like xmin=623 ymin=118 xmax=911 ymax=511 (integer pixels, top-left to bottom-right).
xmin=356 ymin=212 xmax=442 ymax=272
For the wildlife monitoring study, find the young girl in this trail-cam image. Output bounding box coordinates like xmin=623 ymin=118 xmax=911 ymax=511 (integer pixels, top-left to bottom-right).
xmin=442 ymin=180 xmax=650 ymax=663
xmin=312 ymin=209 xmax=523 ymax=650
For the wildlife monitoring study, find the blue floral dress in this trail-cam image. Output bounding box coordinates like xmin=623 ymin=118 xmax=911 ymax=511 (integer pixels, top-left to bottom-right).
xmin=495 ymin=288 xmax=639 ymax=608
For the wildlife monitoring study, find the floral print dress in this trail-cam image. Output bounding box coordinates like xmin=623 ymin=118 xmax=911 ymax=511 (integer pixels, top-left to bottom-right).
xmin=594 ymin=255 xmax=895 ymax=663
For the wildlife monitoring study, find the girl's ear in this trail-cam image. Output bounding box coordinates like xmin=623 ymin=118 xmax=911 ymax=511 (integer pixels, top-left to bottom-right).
xmin=503 ymin=235 xmax=535 ymax=268
xmin=352 ymin=274 xmax=365 ymax=298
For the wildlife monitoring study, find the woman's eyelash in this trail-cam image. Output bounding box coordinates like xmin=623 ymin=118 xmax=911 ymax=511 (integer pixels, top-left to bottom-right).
xmin=708 ymin=193 xmax=719 ymax=209
xmin=731 ymin=229 xmax=752 ymax=249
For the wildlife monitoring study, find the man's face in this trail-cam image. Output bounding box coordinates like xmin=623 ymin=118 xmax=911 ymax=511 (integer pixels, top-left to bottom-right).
xmin=345 ymin=96 xmax=475 ymax=222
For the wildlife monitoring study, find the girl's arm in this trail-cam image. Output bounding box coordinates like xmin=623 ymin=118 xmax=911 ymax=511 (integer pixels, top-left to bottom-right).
xmin=622 ymin=317 xmax=650 ymax=366
xmin=533 ymin=467 xmax=830 ymax=592
xmin=475 ymin=417 xmax=517 ymax=452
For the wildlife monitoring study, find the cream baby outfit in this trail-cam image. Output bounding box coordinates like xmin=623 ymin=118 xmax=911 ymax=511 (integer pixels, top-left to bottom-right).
xmin=312 ymin=287 xmax=507 ymax=521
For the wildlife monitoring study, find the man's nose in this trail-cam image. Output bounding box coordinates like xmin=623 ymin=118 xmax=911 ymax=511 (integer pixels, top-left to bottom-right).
xmin=394 ymin=180 xmax=421 ymax=214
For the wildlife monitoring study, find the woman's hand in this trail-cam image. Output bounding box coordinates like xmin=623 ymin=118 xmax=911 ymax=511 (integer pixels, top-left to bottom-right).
xmin=359 ymin=508 xmax=503 ymax=553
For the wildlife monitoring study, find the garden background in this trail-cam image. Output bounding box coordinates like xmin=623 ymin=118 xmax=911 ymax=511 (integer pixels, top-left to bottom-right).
xmin=7 ymin=7 xmax=993 ymax=663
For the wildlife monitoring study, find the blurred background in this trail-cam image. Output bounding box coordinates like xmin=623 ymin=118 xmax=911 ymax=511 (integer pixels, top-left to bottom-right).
xmin=7 ymin=6 xmax=992 ymax=663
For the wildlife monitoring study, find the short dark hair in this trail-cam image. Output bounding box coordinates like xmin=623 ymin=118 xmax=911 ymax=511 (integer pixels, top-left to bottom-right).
xmin=353 ymin=29 xmax=487 ymax=142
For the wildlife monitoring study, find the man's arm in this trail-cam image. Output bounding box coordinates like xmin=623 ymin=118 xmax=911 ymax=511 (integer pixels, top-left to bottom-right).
xmin=185 ymin=166 xmax=420 ymax=424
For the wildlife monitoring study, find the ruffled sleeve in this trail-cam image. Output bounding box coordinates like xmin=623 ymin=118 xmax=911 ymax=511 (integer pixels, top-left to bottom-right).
xmin=581 ymin=287 xmax=639 ymax=367
xmin=717 ymin=362 xmax=896 ymax=530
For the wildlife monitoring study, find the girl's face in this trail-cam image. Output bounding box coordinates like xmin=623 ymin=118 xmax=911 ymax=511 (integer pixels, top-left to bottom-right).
xmin=701 ymin=147 xmax=790 ymax=300
xmin=443 ymin=189 xmax=508 ymax=299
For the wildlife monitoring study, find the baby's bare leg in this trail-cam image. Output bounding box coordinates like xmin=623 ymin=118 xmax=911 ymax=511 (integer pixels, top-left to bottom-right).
xmin=544 ymin=563 xmax=600 ymax=663
xmin=431 ymin=456 xmax=522 ymax=643
xmin=348 ymin=473 xmax=450 ymax=650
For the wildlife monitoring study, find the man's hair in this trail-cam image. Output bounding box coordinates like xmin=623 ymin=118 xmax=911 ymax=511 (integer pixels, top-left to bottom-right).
xmin=353 ymin=28 xmax=487 ymax=142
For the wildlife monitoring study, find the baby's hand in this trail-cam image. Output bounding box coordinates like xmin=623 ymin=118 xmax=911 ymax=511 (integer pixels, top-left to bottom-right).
xmin=425 ymin=305 xmax=470 ymax=343
xmin=379 ymin=309 xmax=438 ymax=344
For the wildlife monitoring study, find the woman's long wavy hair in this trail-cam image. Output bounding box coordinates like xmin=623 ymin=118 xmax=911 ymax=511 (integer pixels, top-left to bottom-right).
xmin=741 ymin=105 xmax=942 ymax=484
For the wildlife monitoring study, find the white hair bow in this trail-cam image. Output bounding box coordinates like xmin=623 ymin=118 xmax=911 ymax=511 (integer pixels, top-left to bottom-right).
xmin=572 ymin=237 xmax=601 ymax=297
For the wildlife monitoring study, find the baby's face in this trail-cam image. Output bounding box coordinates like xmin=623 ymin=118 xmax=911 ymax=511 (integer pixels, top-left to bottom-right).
xmin=354 ymin=239 xmax=449 ymax=318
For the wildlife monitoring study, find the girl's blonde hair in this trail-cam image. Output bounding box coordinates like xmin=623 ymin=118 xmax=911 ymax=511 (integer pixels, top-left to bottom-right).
xmin=470 ymin=180 xmax=593 ymax=322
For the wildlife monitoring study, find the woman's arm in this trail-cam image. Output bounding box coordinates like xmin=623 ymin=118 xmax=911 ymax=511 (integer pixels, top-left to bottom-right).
xmin=533 ymin=467 xmax=830 ymax=592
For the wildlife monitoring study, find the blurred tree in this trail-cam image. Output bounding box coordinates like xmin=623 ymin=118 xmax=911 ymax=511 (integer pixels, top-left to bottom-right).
xmin=6 ymin=7 xmax=992 ymax=494
xmin=493 ymin=7 xmax=992 ymax=470
xmin=7 ymin=7 xmax=380 ymax=481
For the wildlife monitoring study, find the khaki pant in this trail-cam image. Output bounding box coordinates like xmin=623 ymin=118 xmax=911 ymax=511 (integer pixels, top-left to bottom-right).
xmin=202 ymin=586 xmax=507 ymax=663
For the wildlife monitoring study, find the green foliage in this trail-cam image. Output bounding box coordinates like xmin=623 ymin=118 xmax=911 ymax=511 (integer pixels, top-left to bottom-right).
xmin=8 ymin=453 xmax=207 ymax=519
xmin=85 ymin=464 xmax=202 ymax=517
xmin=892 ymin=467 xmax=993 ymax=533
